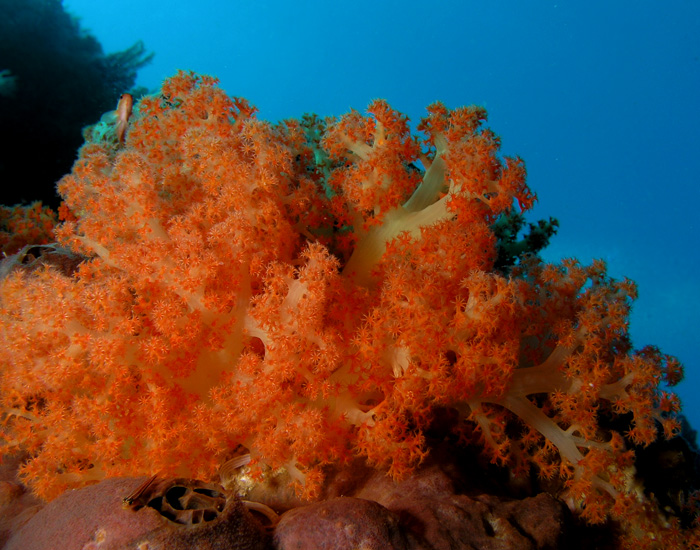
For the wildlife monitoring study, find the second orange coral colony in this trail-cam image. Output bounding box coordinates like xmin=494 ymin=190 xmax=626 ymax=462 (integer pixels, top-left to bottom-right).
xmin=0 ymin=71 xmax=689 ymax=542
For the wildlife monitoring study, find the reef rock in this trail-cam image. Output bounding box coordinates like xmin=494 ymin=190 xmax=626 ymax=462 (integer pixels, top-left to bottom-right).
xmin=273 ymin=449 xmax=569 ymax=550
xmin=274 ymin=496 xmax=409 ymax=550
xmin=4 ymin=476 xmax=269 ymax=550
xmin=273 ymin=491 xmax=566 ymax=550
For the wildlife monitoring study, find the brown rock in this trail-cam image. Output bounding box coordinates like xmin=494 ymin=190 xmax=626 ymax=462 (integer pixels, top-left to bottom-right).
xmin=0 ymin=452 xmax=45 ymax=548
xmin=384 ymin=491 xmax=566 ymax=550
xmin=274 ymin=496 xmax=411 ymax=550
xmin=316 ymin=454 xmax=569 ymax=550
xmin=358 ymin=464 xmax=568 ymax=550
xmin=5 ymin=476 xmax=271 ymax=550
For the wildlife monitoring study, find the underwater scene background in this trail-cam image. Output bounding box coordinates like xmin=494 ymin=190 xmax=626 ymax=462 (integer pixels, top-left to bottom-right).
xmin=1 ymin=2 xmax=700 ymax=547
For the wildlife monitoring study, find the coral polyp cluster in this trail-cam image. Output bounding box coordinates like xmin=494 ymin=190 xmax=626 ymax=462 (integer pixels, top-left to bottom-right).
xmin=0 ymin=71 xmax=691 ymax=547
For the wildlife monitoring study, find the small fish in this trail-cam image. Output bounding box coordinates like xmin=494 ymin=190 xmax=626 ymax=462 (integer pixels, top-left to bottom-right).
xmin=115 ymin=93 xmax=133 ymax=144
xmin=122 ymin=474 xmax=158 ymax=508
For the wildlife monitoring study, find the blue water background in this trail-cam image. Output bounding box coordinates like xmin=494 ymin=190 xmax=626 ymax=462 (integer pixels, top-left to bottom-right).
xmin=62 ymin=0 xmax=700 ymax=429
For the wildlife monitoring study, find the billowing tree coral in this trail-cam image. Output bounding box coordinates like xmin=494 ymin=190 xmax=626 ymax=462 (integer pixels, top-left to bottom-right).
xmin=0 ymin=71 xmax=692 ymax=548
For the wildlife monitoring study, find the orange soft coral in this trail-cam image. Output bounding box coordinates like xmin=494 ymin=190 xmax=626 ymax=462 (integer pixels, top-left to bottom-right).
xmin=0 ymin=201 xmax=58 ymax=256
xmin=0 ymin=71 xmax=692 ymax=546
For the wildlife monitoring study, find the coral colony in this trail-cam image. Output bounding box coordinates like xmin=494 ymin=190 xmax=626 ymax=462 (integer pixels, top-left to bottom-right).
xmin=0 ymin=71 xmax=691 ymax=546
